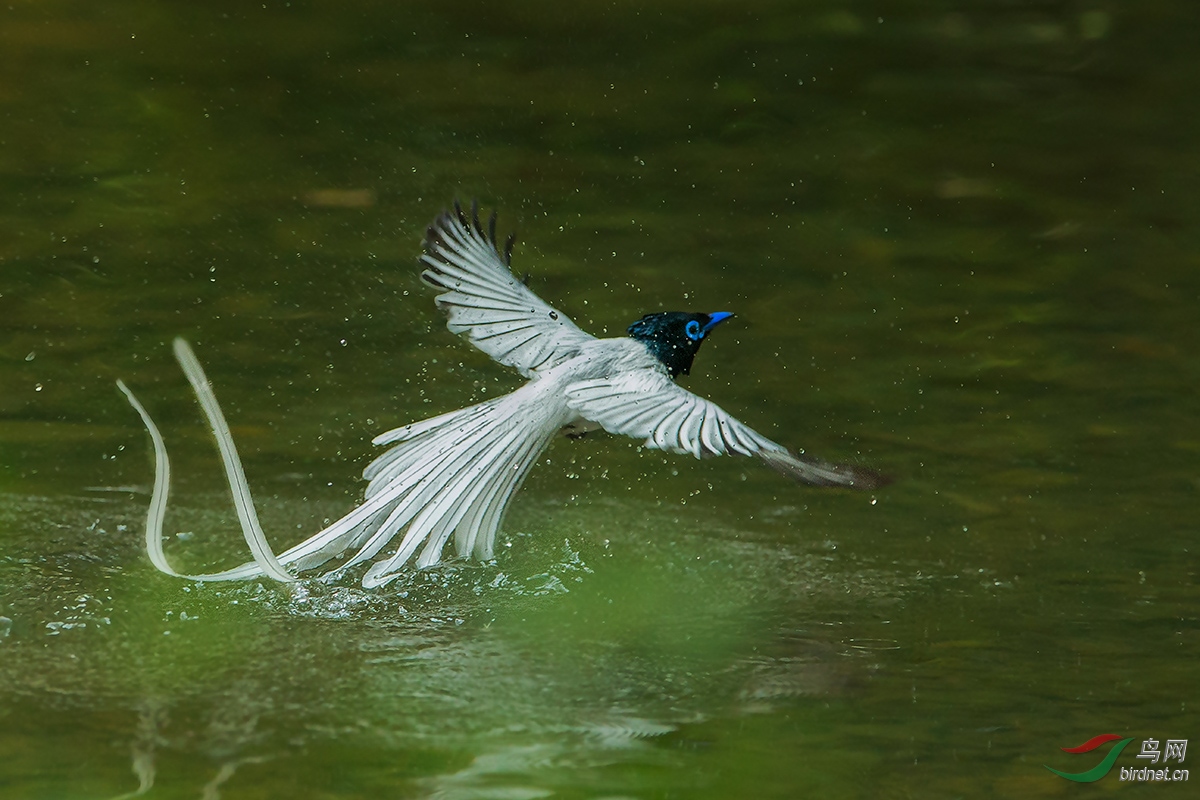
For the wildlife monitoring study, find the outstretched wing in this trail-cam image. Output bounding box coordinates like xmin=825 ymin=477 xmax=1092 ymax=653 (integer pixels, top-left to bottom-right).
xmin=421 ymin=201 xmax=594 ymax=376
xmin=565 ymin=368 xmax=886 ymax=489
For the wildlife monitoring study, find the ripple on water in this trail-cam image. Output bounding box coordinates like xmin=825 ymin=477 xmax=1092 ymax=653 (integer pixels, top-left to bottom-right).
xmin=0 ymin=490 xmax=923 ymax=797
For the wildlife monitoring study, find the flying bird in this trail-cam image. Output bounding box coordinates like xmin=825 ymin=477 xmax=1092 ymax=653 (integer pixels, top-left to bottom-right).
xmin=118 ymin=202 xmax=885 ymax=588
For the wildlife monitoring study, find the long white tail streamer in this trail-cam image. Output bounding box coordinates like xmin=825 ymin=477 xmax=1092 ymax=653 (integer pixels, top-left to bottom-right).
xmin=117 ymin=338 xmax=294 ymax=583
xmin=115 ymin=379 xmax=178 ymax=579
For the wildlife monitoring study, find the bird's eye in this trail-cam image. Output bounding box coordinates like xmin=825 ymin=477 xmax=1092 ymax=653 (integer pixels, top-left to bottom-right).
xmin=685 ymin=320 xmax=702 ymax=340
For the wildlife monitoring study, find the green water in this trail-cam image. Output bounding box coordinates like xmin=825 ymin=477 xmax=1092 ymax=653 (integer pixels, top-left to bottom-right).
xmin=2 ymin=1 xmax=1196 ymax=797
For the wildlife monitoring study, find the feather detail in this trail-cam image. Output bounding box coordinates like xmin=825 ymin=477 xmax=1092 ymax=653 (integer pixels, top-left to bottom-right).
xmin=565 ymin=369 xmax=777 ymax=458
xmin=566 ymin=368 xmax=885 ymax=489
xmin=757 ymin=448 xmax=890 ymax=490
xmin=309 ymin=380 xmax=566 ymax=585
xmin=352 ymin=382 xmax=567 ymax=587
xmin=420 ymin=202 xmax=594 ymax=376
xmin=119 ymin=340 xmax=571 ymax=587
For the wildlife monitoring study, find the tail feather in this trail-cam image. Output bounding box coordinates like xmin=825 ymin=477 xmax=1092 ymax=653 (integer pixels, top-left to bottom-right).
xmin=364 ymin=401 xmax=495 ymax=486
xmin=370 ymin=402 xmax=492 ymax=447
xmin=119 ymin=340 xmax=566 ymax=587
xmin=334 ymin=437 xmax=483 ymax=573
xmin=307 ymin=401 xmax=513 ymax=572
xmin=413 ymin=420 xmax=540 ymax=568
xmin=358 ymin=405 xmax=558 ymax=586
xmin=469 ymin=413 xmax=560 ymax=560
xmin=290 ymin=505 xmax=391 ymax=573
xmin=455 ymin=428 xmax=544 ymax=560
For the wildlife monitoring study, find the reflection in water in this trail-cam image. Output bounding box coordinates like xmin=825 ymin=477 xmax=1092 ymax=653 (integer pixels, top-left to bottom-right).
xmin=737 ymin=636 xmax=854 ymax=714
xmin=1 ymin=490 xmax=890 ymax=796
xmin=114 ymin=699 xmax=162 ymax=799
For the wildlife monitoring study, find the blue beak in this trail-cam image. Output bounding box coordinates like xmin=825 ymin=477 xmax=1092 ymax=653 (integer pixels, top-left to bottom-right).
xmin=703 ymin=311 xmax=734 ymax=332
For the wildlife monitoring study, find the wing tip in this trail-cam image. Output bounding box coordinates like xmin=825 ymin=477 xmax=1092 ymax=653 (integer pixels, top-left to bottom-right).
xmin=422 ymin=198 xmax=514 ymax=268
xmin=840 ymin=464 xmax=893 ymax=491
xmin=761 ymin=448 xmax=893 ymax=491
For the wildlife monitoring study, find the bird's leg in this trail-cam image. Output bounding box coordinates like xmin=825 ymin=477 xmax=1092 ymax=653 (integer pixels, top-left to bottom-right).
xmin=559 ymin=420 xmax=600 ymax=440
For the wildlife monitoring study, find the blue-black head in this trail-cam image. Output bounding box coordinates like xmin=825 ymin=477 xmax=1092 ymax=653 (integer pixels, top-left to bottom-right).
xmin=626 ymin=311 xmax=733 ymax=377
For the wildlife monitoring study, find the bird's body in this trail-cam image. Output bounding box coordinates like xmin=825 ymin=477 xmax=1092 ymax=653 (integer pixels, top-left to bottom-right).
xmin=119 ymin=202 xmax=883 ymax=588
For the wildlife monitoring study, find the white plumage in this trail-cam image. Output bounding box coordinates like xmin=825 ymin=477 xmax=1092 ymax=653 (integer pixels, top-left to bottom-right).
xmin=119 ymin=201 xmax=883 ymax=588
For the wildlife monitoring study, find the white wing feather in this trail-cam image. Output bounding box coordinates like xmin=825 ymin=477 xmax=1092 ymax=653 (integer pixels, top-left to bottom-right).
xmin=565 ymin=368 xmax=885 ymax=489
xmin=565 ymin=369 xmax=777 ymax=457
xmin=421 ymin=202 xmax=595 ymax=376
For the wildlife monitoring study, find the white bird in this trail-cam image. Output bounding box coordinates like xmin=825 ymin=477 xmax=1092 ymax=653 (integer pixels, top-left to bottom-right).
xmin=118 ymin=202 xmax=885 ymax=588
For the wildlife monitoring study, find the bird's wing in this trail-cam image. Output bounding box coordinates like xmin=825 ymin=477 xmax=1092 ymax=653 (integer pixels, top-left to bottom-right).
xmin=421 ymin=201 xmax=595 ymax=375
xmin=565 ymin=368 xmax=885 ymax=489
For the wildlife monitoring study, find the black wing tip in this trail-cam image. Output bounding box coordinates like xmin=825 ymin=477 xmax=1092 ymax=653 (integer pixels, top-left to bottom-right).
xmin=814 ymin=460 xmax=893 ymax=491
xmin=763 ymin=448 xmax=893 ymax=491
xmin=470 ymin=199 xmax=482 ymax=233
xmin=422 ymin=198 xmax=514 ymax=266
xmin=503 ymin=232 xmax=516 ymax=266
xmin=837 ymin=464 xmax=893 ymax=491
xmin=420 ymin=268 xmax=449 ymax=290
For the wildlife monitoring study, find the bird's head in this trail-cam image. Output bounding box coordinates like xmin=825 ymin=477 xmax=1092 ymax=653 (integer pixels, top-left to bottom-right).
xmin=626 ymin=311 xmax=733 ymax=377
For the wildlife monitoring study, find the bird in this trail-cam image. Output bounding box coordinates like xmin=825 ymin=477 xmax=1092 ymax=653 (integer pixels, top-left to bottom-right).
xmin=118 ymin=201 xmax=886 ymax=589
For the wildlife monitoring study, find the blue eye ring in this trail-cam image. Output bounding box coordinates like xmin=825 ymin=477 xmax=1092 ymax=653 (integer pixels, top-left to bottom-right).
xmin=685 ymin=320 xmax=702 ymax=341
